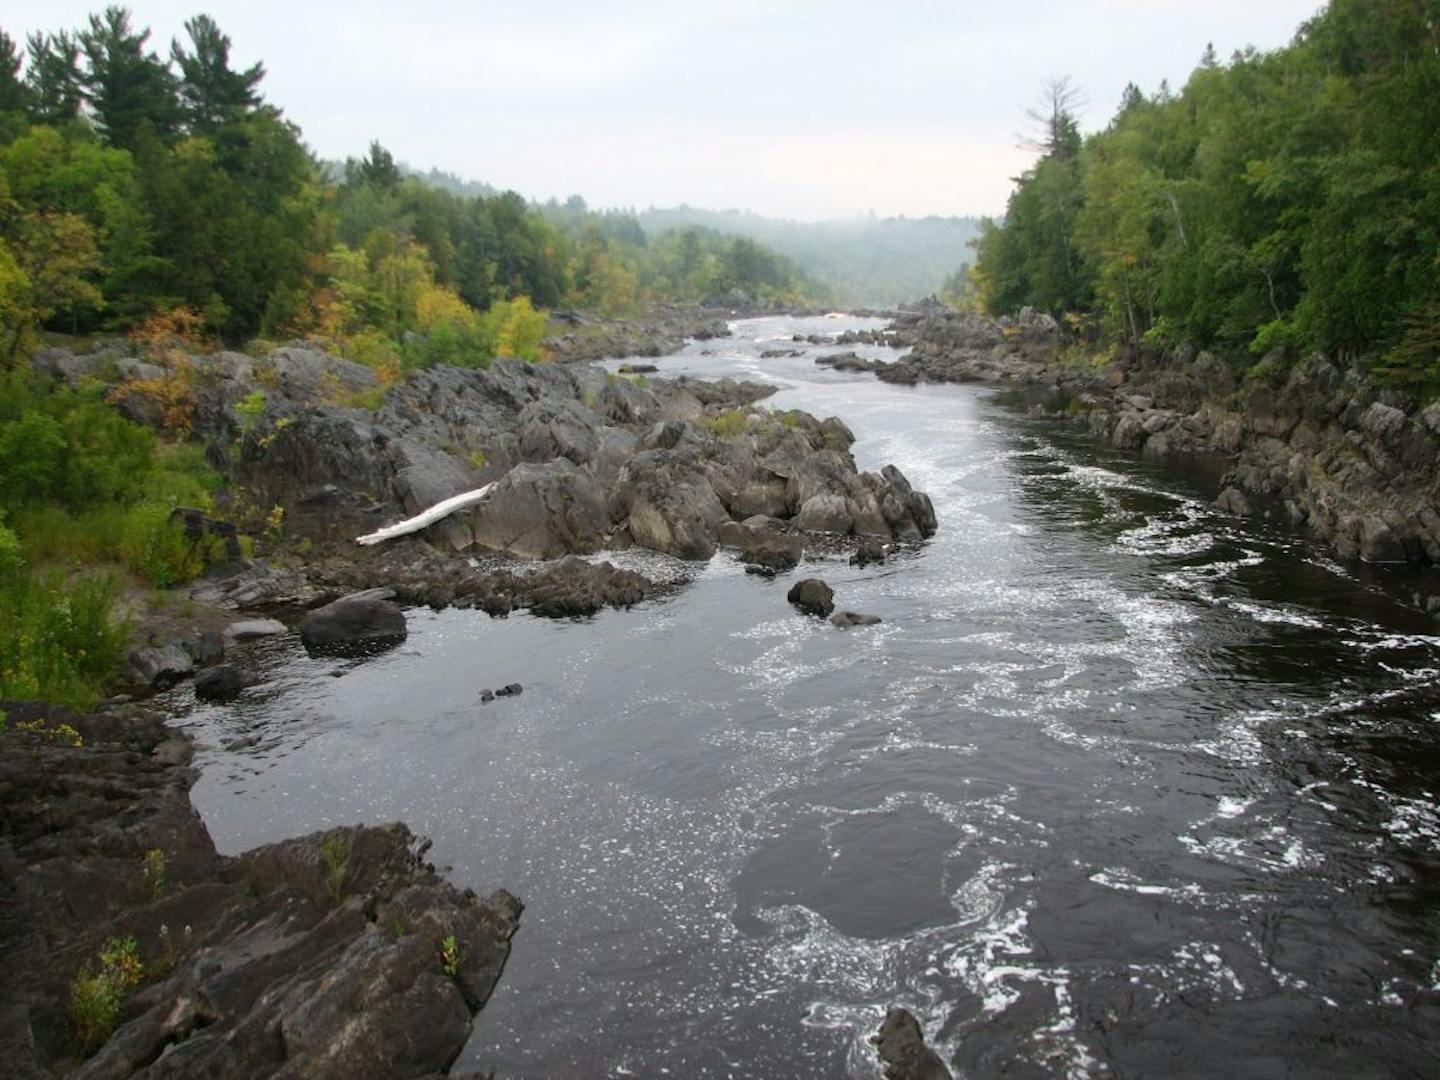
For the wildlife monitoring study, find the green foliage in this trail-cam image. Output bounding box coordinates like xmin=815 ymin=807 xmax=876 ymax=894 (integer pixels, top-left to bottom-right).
xmin=235 ymin=388 xmax=266 ymax=432
xmin=702 ymin=409 xmax=753 ymax=438
xmin=0 ymin=569 xmax=129 ymax=709
xmin=321 ymin=832 xmax=351 ymax=907
xmin=439 ymin=933 xmax=461 ymax=978
xmin=975 ymin=2 xmax=1440 ymax=388
xmin=70 ymin=936 xmax=143 ymax=1057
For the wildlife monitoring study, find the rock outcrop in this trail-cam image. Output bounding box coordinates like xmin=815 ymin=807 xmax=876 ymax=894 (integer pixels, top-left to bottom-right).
xmin=872 ymin=1008 xmax=952 ymax=1080
xmin=0 ymin=701 xmax=519 ymax=1078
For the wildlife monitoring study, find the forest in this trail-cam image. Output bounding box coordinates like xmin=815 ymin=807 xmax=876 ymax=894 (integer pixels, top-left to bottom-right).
xmin=971 ymin=0 xmax=1440 ymax=394
xmin=0 ymin=7 xmax=818 ymax=364
xmin=0 ymin=6 xmax=820 ymax=708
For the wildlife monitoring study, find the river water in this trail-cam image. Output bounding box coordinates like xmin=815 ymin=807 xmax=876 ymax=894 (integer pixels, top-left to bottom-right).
xmin=171 ymin=316 xmax=1440 ymax=1078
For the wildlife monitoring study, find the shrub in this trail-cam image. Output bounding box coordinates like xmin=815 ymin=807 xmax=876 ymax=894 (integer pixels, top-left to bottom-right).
xmin=70 ymin=937 xmax=143 ymax=1056
xmin=0 ymin=570 xmax=129 ymax=709
xmin=701 ymin=409 xmax=752 ymax=438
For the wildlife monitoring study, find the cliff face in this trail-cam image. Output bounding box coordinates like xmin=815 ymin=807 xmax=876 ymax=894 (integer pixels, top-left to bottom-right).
xmin=879 ymin=309 xmax=1440 ymax=580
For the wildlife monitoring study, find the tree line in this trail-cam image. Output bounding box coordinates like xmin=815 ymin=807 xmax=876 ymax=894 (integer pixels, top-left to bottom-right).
xmin=971 ymin=0 xmax=1440 ymax=392
xmin=0 ymin=7 xmax=818 ymax=369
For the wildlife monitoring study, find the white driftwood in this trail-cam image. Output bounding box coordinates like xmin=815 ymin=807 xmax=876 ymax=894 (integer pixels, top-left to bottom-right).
xmin=355 ymin=483 xmax=496 ymax=546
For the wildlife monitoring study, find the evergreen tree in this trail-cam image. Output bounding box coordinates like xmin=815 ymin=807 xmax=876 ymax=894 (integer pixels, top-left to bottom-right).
xmin=170 ymin=15 xmax=264 ymax=133
xmin=24 ymin=32 xmax=84 ymax=126
xmin=79 ymin=7 xmax=181 ymax=150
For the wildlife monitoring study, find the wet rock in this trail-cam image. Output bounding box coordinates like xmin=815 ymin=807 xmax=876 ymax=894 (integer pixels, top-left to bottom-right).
xmin=872 ymin=1007 xmax=952 ymax=1080
xmin=495 ymin=683 xmax=523 ymax=697
xmin=128 ymin=643 xmax=195 ymax=692
xmin=184 ymin=630 xmax=226 ymax=667
xmin=736 ymin=528 xmax=805 ymax=571
xmin=523 ymin=556 xmax=653 ymax=618
xmin=223 ymin=618 xmax=288 ymax=642
xmin=193 ymin=664 xmax=260 ymax=702
xmin=300 ymin=594 xmax=408 ymax=657
xmin=618 ymin=363 xmax=658 ymax=374
xmin=1215 ymin=486 xmax=1253 ymax=516
xmin=830 ymin=611 xmax=883 ymax=627
xmin=851 ymin=539 xmax=888 ymax=567
xmin=479 ymin=689 xmax=495 ymax=703
xmin=787 ymin=578 xmax=835 ymax=618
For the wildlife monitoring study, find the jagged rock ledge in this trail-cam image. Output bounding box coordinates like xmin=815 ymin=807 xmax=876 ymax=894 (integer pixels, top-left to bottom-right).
xmin=0 ymin=701 xmax=519 ymax=1078
xmin=867 ymin=307 xmax=1440 ymax=582
xmin=542 ymin=304 xmax=730 ymax=362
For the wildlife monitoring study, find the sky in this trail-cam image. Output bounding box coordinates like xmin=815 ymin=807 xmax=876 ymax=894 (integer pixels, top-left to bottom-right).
xmin=6 ymin=1 xmax=1325 ymax=221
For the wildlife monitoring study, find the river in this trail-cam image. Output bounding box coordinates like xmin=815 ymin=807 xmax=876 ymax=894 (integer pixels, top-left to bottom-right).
xmin=170 ymin=315 xmax=1440 ymax=1078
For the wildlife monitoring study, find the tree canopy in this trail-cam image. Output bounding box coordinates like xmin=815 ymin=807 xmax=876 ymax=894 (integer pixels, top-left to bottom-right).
xmin=972 ymin=0 xmax=1440 ymax=392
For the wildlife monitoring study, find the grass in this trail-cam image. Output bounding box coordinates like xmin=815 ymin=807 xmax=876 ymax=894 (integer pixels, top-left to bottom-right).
xmin=0 ymin=571 xmax=130 ymax=710
xmin=439 ymin=933 xmax=461 ymax=978
xmin=701 ymin=409 xmax=753 ymax=438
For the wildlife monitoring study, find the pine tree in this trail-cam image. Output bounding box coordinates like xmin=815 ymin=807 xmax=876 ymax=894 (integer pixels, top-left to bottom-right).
xmin=170 ymin=15 xmax=265 ymax=132
xmin=79 ymin=7 xmax=181 ymax=150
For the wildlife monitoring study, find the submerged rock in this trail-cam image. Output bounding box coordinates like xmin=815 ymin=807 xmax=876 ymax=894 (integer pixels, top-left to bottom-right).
xmin=193 ymin=664 xmax=260 ymax=701
xmin=831 ymin=611 xmax=882 ymax=627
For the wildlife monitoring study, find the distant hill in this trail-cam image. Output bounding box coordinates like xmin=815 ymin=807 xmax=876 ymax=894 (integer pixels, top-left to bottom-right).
xmin=341 ymin=156 xmax=981 ymax=305
xmin=636 ymin=207 xmax=982 ymax=307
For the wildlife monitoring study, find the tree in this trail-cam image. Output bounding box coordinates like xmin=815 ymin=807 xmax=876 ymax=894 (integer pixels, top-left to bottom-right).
xmin=170 ymin=15 xmax=264 ymax=132
xmin=24 ymin=32 xmax=84 ymax=126
xmin=79 ymin=7 xmax=181 ymax=150
xmin=0 ymin=30 xmax=30 ymax=116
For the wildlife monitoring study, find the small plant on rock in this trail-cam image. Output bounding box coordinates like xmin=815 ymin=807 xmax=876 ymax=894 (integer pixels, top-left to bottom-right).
xmin=141 ymin=848 xmax=166 ymax=901
xmin=439 ymin=932 xmax=461 ymax=978
xmin=321 ymin=832 xmax=352 ymax=907
xmin=70 ymin=937 xmax=143 ymax=1056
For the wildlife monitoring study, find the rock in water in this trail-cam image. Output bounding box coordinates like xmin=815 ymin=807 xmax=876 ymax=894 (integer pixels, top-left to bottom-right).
xmin=850 ymin=538 xmax=888 ymax=567
xmin=787 ymin=578 xmax=835 ymax=617
xmin=831 ymin=611 xmax=882 ymax=627
xmin=128 ymin=643 xmax=195 ymax=692
xmin=872 ymin=1007 xmax=952 ymax=1080
xmin=300 ymin=594 xmax=408 ymax=656
xmin=194 ymin=664 xmax=261 ymax=702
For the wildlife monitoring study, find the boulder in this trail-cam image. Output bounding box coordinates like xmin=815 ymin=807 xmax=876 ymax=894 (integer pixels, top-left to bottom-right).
xmin=300 ymin=595 xmax=408 ymax=656
xmin=787 ymin=578 xmax=835 ymax=618
xmin=739 ymin=530 xmax=805 ymax=572
xmin=610 ymin=449 xmax=729 ymax=560
xmin=872 ymin=1007 xmax=952 ymax=1080
xmin=469 ymin=460 xmax=610 ymax=560
xmin=194 ymin=664 xmax=260 ymax=702
xmin=184 ymin=630 xmax=225 ymax=667
xmin=128 ymin=644 xmax=195 ymax=692
xmin=851 ymin=539 xmax=888 ymax=567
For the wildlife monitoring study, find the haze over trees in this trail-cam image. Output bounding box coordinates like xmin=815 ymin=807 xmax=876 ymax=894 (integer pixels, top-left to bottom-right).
xmin=972 ymin=0 xmax=1440 ymax=392
xmin=636 ymin=206 xmax=982 ymax=308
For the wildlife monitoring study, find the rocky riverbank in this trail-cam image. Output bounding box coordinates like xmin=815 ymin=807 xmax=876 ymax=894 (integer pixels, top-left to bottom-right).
xmin=542 ymin=304 xmax=731 ymax=363
xmin=0 ymin=700 xmax=520 ymax=1078
xmin=36 ymin=326 xmax=936 ymax=689
xmin=866 ymin=307 xmax=1440 ymax=592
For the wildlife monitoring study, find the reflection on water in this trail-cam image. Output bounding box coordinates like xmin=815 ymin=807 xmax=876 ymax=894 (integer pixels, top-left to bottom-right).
xmin=167 ymin=316 xmax=1440 ymax=1078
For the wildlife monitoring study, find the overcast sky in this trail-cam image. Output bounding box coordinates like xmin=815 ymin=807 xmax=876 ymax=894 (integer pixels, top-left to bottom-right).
xmin=7 ymin=1 xmax=1324 ymax=220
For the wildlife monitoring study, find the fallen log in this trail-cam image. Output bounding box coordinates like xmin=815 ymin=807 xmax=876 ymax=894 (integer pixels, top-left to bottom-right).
xmin=355 ymin=483 xmax=496 ymax=546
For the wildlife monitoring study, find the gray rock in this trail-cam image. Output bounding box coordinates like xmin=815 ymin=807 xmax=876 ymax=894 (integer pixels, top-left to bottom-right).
xmin=831 ymin=611 xmax=883 ymax=627
xmin=223 ymin=618 xmax=288 ymax=642
xmin=128 ymin=644 xmax=195 ymax=692
xmin=787 ymin=578 xmax=835 ymax=618
xmin=470 ymin=460 xmax=610 ymax=560
xmin=1215 ymin=487 xmax=1253 ymax=516
xmin=300 ymin=596 xmax=408 ymax=657
xmin=872 ymin=1007 xmax=952 ymax=1080
xmin=193 ymin=664 xmax=260 ymax=702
